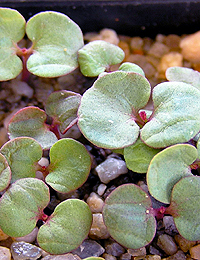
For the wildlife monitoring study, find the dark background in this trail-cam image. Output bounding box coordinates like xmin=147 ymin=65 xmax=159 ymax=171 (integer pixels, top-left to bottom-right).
xmin=0 ymin=0 xmax=200 ymax=37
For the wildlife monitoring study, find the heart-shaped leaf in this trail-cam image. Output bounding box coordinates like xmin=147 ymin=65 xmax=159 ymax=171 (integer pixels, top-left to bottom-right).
xmin=0 ymin=137 xmax=42 ymax=183
xmin=78 ymin=71 xmax=151 ymax=149
xmin=46 ymin=138 xmax=91 ymax=193
xmin=45 ymin=90 xmax=81 ymax=134
xmin=0 ymin=8 xmax=25 ymax=81
xmin=26 ymin=11 xmax=84 ymax=77
xmin=37 ymin=199 xmax=92 ymax=254
xmin=8 ymin=106 xmax=58 ymax=149
xmin=119 ymin=62 xmax=145 ymax=76
xmin=140 ymin=82 xmax=200 ymax=148
xmin=102 ymin=184 xmax=156 ymax=249
xmin=78 ymin=40 xmax=124 ymax=77
xmin=0 ymin=178 xmax=50 ymax=237
xmin=0 ymin=153 xmax=11 ymax=192
xmin=167 ymin=176 xmax=200 ymax=241
xmin=147 ymin=144 xmax=196 ymax=204
xmin=166 ymin=67 xmax=200 ymax=91
xmin=124 ymin=138 xmax=161 ymax=173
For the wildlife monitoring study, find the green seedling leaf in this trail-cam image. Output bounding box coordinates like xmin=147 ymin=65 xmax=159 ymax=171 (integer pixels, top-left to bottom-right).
xmin=147 ymin=144 xmax=196 ymax=204
xmin=8 ymin=106 xmax=58 ymax=149
xmin=26 ymin=11 xmax=84 ymax=77
xmin=45 ymin=90 xmax=81 ymax=134
xmin=46 ymin=138 xmax=91 ymax=193
xmin=166 ymin=66 xmax=200 ymax=91
xmin=119 ymin=62 xmax=145 ymax=76
xmin=124 ymin=138 xmax=161 ymax=173
xmin=0 ymin=153 xmax=11 ymax=192
xmin=37 ymin=199 xmax=92 ymax=254
xmin=78 ymin=40 xmax=124 ymax=77
xmin=197 ymin=137 xmax=200 ymax=159
xmin=168 ymin=176 xmax=200 ymax=241
xmin=78 ymin=71 xmax=151 ymax=149
xmin=0 ymin=178 xmax=49 ymax=237
xmin=103 ymin=184 xmax=156 ymax=249
xmin=0 ymin=8 xmax=25 ymax=80
xmin=140 ymin=81 xmax=200 ymax=148
xmin=0 ymin=137 xmax=42 ymax=183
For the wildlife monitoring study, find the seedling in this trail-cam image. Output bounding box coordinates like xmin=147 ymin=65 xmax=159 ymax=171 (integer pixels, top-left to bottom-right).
xmin=1 ymin=6 xmax=200 ymax=256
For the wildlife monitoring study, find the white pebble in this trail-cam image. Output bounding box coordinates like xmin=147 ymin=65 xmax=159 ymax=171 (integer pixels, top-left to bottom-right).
xmin=38 ymin=157 xmax=49 ymax=167
xmin=0 ymin=246 xmax=11 ymax=260
xmin=97 ymin=184 xmax=107 ymax=196
xmin=96 ymin=158 xmax=128 ymax=184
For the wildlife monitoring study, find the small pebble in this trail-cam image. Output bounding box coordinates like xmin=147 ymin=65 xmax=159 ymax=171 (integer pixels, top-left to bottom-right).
xmin=95 ymin=157 xmax=128 ymax=184
xmin=149 ymin=246 xmax=162 ymax=256
xmin=118 ymin=41 xmax=130 ymax=60
xmin=38 ymin=157 xmax=49 ymax=168
xmin=130 ymin=37 xmax=144 ymax=54
xmin=189 ymin=244 xmax=200 ymax=259
xmin=11 ymin=241 xmax=42 ymax=260
xmin=120 ymin=252 xmax=131 ymax=260
xmin=97 ymin=184 xmax=107 ymax=196
xmin=42 ymin=253 xmax=81 ymax=260
xmin=128 ymin=247 xmax=146 ymax=256
xmin=164 ymin=34 xmax=181 ymax=49
xmin=105 ymin=242 xmax=125 ymax=257
xmin=163 ymin=216 xmax=178 ymax=236
xmin=0 ymin=229 xmax=9 ymax=241
xmin=10 ymin=79 xmax=34 ymax=99
xmin=14 ymin=227 xmax=38 ymax=243
xmin=148 ymin=42 xmax=170 ymax=58
xmin=180 ymin=31 xmax=200 ymax=63
xmin=99 ymin=29 xmax=119 ymax=45
xmin=87 ymin=192 xmax=104 ymax=212
xmin=174 ymin=234 xmax=196 ymax=252
xmin=157 ymin=234 xmax=178 ymax=255
xmin=163 ymin=250 xmax=186 ymax=259
xmin=72 ymin=239 xmax=105 ymax=258
xmin=103 ymin=253 xmax=117 ymax=260
xmin=89 ymin=213 xmax=110 ymax=239
xmin=0 ymin=246 xmax=11 ymax=260
xmin=134 ymin=256 xmax=161 ymax=260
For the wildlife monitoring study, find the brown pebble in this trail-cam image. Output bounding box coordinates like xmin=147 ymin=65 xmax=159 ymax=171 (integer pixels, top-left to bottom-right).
xmin=86 ymin=192 xmax=104 ymax=213
xmin=164 ymin=34 xmax=181 ymax=50
xmin=103 ymin=253 xmax=117 ymax=260
xmin=127 ymin=247 xmax=146 ymax=256
xmin=0 ymin=246 xmax=11 ymax=260
xmin=118 ymin=41 xmax=130 ymax=61
xmin=157 ymin=234 xmax=178 ymax=255
xmin=163 ymin=250 xmax=186 ymax=259
xmin=89 ymin=213 xmax=110 ymax=239
xmin=189 ymin=244 xmax=200 ymax=259
xmin=174 ymin=234 xmax=196 ymax=252
xmin=148 ymin=42 xmax=170 ymax=58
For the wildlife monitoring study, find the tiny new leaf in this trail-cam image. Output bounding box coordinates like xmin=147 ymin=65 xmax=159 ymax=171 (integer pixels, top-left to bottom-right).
xmin=0 ymin=178 xmax=50 ymax=237
xmin=0 ymin=8 xmax=25 ymax=81
xmin=147 ymin=144 xmax=197 ymax=204
xmin=0 ymin=137 xmax=42 ymax=183
xmin=45 ymin=90 xmax=81 ymax=134
xmin=78 ymin=71 xmax=151 ymax=149
xmin=140 ymin=81 xmax=200 ymax=148
xmin=119 ymin=62 xmax=145 ymax=76
xmin=103 ymin=184 xmax=156 ymax=249
xmin=78 ymin=40 xmax=125 ymax=77
xmin=8 ymin=107 xmax=58 ymax=149
xmin=37 ymin=199 xmax=92 ymax=254
xmin=168 ymin=176 xmax=200 ymax=241
xmin=0 ymin=153 xmax=11 ymax=192
xmin=46 ymin=138 xmax=91 ymax=193
xmin=26 ymin=11 xmax=84 ymax=77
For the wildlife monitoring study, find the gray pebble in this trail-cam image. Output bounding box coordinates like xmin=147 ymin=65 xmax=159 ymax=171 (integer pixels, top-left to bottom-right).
xmin=11 ymin=241 xmax=42 ymax=260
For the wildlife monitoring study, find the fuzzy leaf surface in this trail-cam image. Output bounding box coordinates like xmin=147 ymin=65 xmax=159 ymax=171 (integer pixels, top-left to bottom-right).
xmin=45 ymin=90 xmax=81 ymax=134
xmin=103 ymin=184 xmax=156 ymax=249
xmin=140 ymin=82 xmax=200 ymax=148
xmin=26 ymin=11 xmax=83 ymax=77
xmin=169 ymin=176 xmax=200 ymax=241
xmin=8 ymin=106 xmax=58 ymax=149
xmin=78 ymin=71 xmax=151 ymax=149
xmin=147 ymin=144 xmax=196 ymax=204
xmin=0 ymin=137 xmax=42 ymax=183
xmin=166 ymin=67 xmax=200 ymax=91
xmin=0 ymin=153 xmax=11 ymax=191
xmin=124 ymin=138 xmax=161 ymax=173
xmin=0 ymin=8 xmax=25 ymax=80
xmin=37 ymin=199 xmax=92 ymax=254
xmin=119 ymin=62 xmax=145 ymax=76
xmin=46 ymin=138 xmax=91 ymax=193
xmin=78 ymin=40 xmax=124 ymax=77
xmin=0 ymin=178 xmax=49 ymax=237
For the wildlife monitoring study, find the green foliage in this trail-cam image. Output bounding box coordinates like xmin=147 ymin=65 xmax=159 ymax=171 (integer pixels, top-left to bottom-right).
xmin=103 ymin=184 xmax=156 ymax=249
xmin=37 ymin=199 xmax=92 ymax=254
xmin=78 ymin=40 xmax=124 ymax=77
xmin=0 ymin=8 xmax=84 ymax=80
xmin=119 ymin=62 xmax=145 ymax=76
xmin=0 ymin=153 xmax=11 ymax=191
xmin=78 ymin=71 xmax=151 ymax=149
